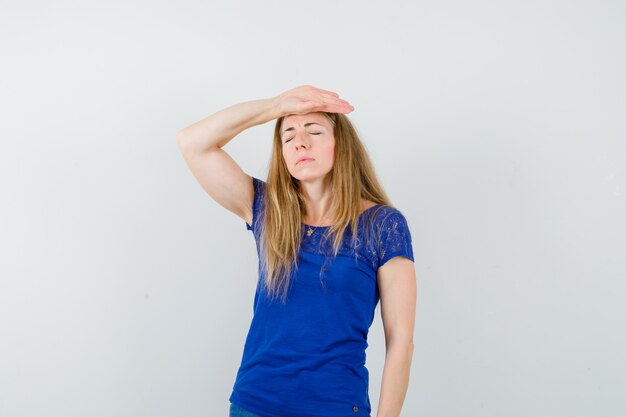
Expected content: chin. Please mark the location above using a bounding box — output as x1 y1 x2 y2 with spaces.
292 171 330 182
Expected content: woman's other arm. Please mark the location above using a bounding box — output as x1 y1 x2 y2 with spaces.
375 256 417 417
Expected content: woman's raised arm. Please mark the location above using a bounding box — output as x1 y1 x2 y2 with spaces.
175 86 353 225
176 85 353 152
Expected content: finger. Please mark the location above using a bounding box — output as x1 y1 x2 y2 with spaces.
324 95 341 102
326 98 353 108
327 102 354 113
316 88 340 97
320 96 350 105
298 101 324 114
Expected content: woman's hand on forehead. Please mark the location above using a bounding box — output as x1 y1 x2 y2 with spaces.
274 85 354 117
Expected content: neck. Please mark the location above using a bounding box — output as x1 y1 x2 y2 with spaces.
299 178 334 226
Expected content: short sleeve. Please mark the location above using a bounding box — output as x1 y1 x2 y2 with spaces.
245 176 266 232
377 210 415 268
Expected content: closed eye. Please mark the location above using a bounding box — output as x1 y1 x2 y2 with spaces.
285 132 321 143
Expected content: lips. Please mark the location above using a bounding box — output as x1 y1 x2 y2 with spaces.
297 157 314 164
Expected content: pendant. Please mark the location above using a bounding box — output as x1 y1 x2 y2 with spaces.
306 227 314 236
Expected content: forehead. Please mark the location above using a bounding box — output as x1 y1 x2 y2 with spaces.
282 112 329 129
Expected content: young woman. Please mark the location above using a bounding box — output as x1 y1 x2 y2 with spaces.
176 85 417 417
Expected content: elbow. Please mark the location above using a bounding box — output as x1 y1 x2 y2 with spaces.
175 130 222 153
176 131 192 152
387 338 414 354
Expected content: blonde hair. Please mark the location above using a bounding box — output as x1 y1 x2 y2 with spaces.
259 112 394 303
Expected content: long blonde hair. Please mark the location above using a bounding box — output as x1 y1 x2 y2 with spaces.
259 112 394 303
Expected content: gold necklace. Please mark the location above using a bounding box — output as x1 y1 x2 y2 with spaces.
304 212 331 237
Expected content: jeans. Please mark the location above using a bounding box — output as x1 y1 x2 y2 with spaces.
229 402 263 417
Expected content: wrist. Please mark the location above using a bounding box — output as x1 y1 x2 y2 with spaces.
267 95 284 120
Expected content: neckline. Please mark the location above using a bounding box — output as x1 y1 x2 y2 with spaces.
302 204 382 229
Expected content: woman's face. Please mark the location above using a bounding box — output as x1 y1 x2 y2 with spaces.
280 112 335 182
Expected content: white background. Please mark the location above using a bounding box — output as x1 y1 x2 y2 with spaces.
1 1 625 416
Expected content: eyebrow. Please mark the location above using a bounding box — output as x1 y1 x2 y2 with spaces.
281 122 324 136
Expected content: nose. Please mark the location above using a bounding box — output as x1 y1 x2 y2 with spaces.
292 132 310 150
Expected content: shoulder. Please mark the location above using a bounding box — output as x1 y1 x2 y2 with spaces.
359 204 411 241
366 205 412 247
372 206 414 267
360 198 378 212
367 203 408 223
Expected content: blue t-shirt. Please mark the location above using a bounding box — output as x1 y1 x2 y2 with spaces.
229 177 415 417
